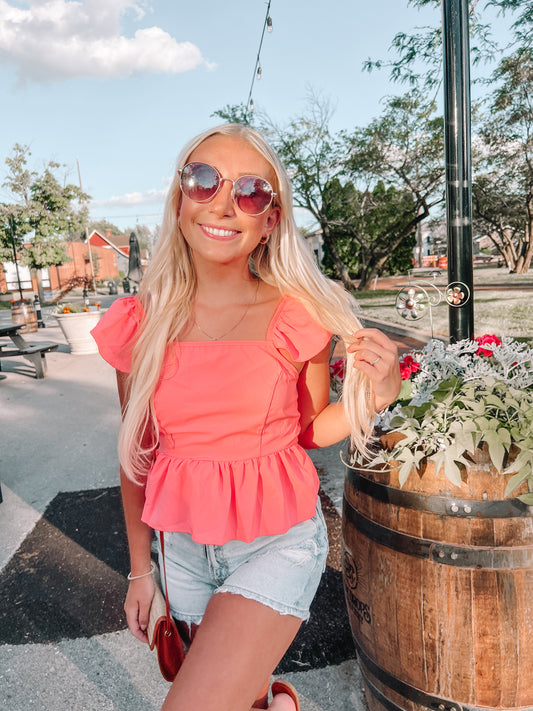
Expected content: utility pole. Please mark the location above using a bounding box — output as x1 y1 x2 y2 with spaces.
76 159 97 293
442 0 474 341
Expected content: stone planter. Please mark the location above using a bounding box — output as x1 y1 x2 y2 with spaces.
342 438 533 711
55 310 103 355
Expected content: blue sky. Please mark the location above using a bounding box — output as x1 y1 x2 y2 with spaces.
0 0 505 234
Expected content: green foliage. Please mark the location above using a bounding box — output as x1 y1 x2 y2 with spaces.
373 0 533 78
239 91 444 290
346 92 444 287
378 377 533 499
0 144 90 272
360 337 533 501
89 219 122 235
320 178 419 280
384 231 417 274
364 0 500 92
474 46 533 271
211 103 253 126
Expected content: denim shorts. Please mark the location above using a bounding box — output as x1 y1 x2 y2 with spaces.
156 500 329 624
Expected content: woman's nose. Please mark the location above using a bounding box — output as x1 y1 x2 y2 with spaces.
208 178 235 216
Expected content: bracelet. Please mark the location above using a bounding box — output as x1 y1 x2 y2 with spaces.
127 560 155 581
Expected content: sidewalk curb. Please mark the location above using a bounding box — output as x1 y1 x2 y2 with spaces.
363 317 447 344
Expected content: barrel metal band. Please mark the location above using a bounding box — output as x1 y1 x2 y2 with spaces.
347 468 531 518
343 497 533 569
355 639 500 711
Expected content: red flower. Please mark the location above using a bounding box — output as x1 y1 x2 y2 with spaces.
475 334 502 357
329 359 345 380
399 354 421 380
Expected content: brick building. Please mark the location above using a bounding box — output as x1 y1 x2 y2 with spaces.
1 229 147 295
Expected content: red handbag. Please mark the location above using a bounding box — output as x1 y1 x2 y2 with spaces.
146 533 185 682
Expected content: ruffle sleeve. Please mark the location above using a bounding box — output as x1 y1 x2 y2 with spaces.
90 296 144 372
269 296 332 362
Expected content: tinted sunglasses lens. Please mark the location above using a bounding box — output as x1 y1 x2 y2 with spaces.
181 162 219 202
234 176 273 215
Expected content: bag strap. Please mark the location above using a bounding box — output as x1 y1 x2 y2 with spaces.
159 531 172 622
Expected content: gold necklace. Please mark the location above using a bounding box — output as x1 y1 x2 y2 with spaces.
193 280 260 341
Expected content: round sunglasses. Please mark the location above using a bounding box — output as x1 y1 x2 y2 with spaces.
179 162 277 216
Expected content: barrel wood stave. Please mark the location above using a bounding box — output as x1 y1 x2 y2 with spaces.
342 443 533 711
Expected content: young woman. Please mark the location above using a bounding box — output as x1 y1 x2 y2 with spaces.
92 123 400 711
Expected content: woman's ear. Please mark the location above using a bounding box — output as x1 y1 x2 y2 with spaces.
265 206 281 235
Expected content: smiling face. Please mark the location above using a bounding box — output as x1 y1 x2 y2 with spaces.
177 134 280 271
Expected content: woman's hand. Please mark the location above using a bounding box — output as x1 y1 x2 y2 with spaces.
347 328 401 412
124 575 155 644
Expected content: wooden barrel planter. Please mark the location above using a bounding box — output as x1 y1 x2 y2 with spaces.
342 437 533 711
11 299 38 333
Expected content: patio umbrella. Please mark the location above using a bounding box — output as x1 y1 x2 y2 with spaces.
127 231 143 285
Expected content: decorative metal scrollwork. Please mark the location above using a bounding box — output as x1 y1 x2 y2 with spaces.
446 282 471 308
395 283 442 321
395 287 426 320
394 273 471 337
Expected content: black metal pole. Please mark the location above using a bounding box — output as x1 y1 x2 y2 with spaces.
442 0 474 341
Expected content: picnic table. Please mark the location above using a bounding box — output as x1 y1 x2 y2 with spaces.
0 324 58 378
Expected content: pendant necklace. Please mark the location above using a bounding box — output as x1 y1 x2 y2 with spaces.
193 280 260 341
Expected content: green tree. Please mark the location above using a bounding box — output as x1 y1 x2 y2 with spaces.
365 0 533 275
385 231 418 274
320 178 361 279
214 93 443 290
263 96 357 289
363 0 527 93
474 46 533 271
213 103 253 126
0 144 33 263
0 145 90 300
321 179 418 281
346 92 445 287
88 219 122 235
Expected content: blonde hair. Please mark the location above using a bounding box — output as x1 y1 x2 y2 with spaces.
119 123 374 481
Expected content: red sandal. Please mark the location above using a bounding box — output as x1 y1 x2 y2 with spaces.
271 679 300 711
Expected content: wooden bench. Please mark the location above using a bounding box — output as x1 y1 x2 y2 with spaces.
0 342 59 378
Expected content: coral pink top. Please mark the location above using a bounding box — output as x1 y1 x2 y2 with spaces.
91 295 331 544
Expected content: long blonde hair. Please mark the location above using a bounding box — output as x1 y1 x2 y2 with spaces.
119 123 374 481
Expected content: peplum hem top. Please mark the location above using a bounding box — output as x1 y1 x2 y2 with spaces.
91 294 332 544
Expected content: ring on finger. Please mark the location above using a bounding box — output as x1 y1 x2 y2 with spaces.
370 356 381 365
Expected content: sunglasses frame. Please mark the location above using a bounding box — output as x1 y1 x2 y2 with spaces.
179 162 277 216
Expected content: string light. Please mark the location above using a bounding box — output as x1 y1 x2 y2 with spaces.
245 0 272 120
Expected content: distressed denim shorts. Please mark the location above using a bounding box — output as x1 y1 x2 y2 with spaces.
156 500 329 624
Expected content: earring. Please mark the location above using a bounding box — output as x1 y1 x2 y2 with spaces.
259 235 269 244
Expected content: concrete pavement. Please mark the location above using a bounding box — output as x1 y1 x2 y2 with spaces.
0 296 426 711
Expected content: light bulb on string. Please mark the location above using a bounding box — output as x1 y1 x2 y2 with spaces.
245 1 272 117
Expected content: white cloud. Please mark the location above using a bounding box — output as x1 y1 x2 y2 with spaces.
0 0 211 82
92 186 168 209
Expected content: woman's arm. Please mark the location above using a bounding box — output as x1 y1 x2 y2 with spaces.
117 370 155 644
298 328 401 449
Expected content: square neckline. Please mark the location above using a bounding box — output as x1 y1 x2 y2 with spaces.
176 294 289 345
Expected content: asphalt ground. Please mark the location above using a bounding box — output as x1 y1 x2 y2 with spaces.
0 295 427 711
